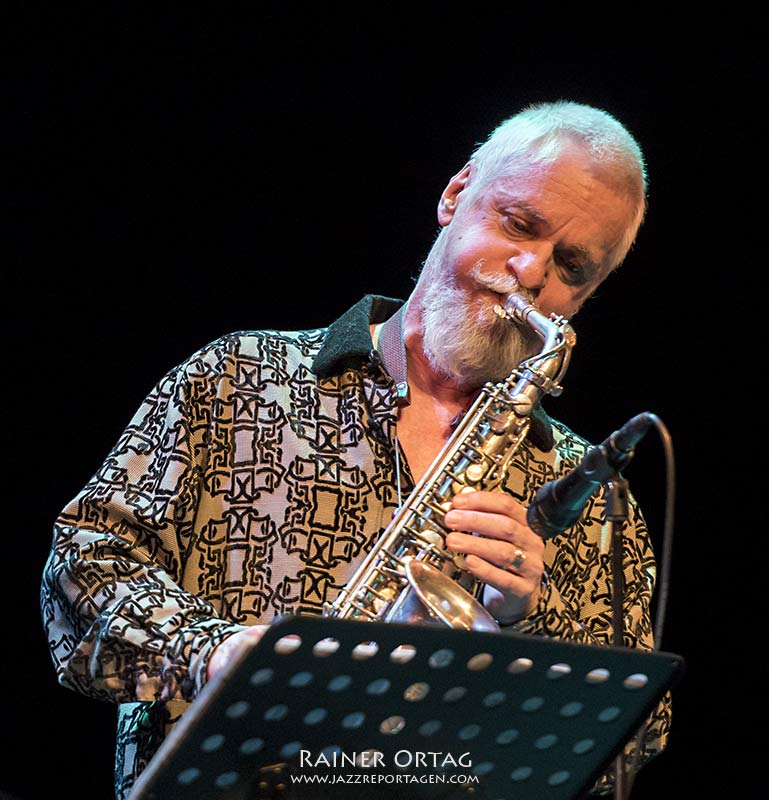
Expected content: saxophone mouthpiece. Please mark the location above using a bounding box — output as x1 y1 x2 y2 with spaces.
493 295 538 328
501 293 537 324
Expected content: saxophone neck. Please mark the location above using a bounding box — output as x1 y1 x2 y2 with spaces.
499 294 577 401
502 294 573 345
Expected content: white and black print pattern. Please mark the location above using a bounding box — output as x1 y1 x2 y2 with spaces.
40 296 671 798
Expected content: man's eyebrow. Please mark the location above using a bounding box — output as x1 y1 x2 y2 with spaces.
556 242 595 267
500 198 550 227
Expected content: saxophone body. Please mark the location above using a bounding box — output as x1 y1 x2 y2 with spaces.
324 294 577 632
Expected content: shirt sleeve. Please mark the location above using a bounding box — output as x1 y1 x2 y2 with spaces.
40 342 247 706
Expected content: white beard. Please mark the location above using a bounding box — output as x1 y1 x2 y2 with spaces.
417 256 542 389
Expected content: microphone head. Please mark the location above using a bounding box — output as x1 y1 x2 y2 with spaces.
612 412 656 454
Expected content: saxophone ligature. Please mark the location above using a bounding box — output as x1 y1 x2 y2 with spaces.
324 294 577 632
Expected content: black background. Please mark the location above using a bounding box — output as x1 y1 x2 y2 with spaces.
5 4 767 798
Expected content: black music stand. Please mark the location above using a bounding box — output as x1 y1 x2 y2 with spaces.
128 616 683 800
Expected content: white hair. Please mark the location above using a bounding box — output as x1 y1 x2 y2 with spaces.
469 100 647 266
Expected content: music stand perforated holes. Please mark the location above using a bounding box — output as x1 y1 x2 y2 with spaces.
520 696 545 712
623 672 649 689
457 724 481 741
249 667 273 686
534 733 558 750
597 706 622 723
273 634 302 654
482 690 507 707
287 671 313 688
176 767 201 786
311 637 339 657
200 734 225 753
341 712 365 729
365 677 390 695
467 652 493 671
279 741 302 759
403 681 430 702
546 662 572 679
585 667 610 684
326 674 352 692
442 686 467 702
302 708 327 725
351 641 379 660
225 700 249 719
547 770 571 786
559 701 584 717
379 715 406 735
572 738 595 755
418 719 442 736
389 643 417 663
507 657 533 673
238 737 264 755
262 704 288 721
214 771 239 789
428 647 454 668
496 728 520 745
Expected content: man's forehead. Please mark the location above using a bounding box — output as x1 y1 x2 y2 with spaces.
487 157 594 199
487 169 635 261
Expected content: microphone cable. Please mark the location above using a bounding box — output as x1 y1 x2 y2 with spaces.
622 413 676 800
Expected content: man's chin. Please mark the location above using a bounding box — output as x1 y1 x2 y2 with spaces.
484 305 522 344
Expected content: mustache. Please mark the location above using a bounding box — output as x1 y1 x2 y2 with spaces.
468 263 538 304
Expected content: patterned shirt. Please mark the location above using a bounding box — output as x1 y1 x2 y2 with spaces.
40 295 670 798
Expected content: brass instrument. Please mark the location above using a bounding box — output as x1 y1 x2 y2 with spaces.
324 294 576 632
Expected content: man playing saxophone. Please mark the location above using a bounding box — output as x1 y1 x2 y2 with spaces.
41 100 670 798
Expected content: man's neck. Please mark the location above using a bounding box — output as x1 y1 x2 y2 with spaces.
388 296 481 481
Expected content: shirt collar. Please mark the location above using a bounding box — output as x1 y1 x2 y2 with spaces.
311 294 403 377
311 294 553 451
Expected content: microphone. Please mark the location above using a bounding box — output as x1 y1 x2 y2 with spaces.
526 412 656 539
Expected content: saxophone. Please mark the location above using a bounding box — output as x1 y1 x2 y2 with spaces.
324 294 576 632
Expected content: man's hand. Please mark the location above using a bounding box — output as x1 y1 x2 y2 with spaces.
207 625 269 681
443 490 544 625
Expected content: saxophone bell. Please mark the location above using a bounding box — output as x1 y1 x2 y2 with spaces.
404 560 501 632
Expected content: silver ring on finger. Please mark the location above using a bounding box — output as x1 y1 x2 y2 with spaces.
506 548 526 572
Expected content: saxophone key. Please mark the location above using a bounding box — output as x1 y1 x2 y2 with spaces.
464 462 487 483
451 552 468 571
450 480 477 495
415 529 443 549
423 499 451 519
347 599 379 619
510 393 534 416
364 583 398 603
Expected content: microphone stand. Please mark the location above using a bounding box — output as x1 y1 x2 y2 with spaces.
605 476 630 800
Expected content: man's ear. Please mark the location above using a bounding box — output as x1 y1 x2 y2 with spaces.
437 161 473 226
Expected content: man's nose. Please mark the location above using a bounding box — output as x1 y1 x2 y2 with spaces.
507 244 552 290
